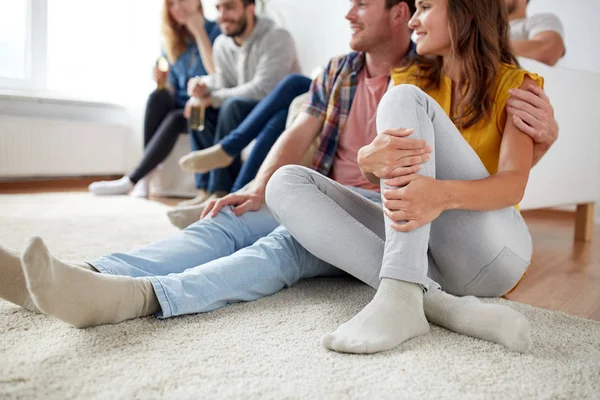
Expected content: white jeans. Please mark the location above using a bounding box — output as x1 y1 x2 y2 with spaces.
266 85 532 297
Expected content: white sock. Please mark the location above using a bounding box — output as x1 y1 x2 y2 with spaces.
88 176 133 196
322 278 430 354
22 237 159 328
130 178 149 198
178 144 233 173
424 289 532 352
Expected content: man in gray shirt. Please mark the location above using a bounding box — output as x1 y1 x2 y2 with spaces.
505 0 566 66
181 0 300 206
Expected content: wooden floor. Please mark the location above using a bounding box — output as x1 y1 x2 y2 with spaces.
1 178 598 321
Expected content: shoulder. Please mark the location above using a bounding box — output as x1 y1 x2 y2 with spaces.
205 20 221 36
212 34 231 52
492 64 544 114
391 64 420 86
527 13 563 26
261 25 294 46
496 64 544 91
325 52 362 73
525 13 564 36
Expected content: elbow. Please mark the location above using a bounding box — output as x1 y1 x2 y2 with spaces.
510 188 526 206
538 44 566 66
509 182 528 205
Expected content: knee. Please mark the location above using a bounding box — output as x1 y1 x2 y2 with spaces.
376 84 428 133
279 74 310 91
163 109 184 127
147 89 173 108
265 165 312 218
219 97 249 116
378 84 426 115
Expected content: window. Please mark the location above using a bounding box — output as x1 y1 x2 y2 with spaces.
0 1 28 80
0 0 162 104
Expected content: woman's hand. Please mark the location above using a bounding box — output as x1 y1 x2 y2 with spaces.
153 66 168 87
358 128 432 180
201 191 265 219
382 176 449 232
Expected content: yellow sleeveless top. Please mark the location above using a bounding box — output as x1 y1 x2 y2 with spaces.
390 63 544 175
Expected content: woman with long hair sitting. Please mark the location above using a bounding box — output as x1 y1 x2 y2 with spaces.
266 0 543 354
89 0 220 197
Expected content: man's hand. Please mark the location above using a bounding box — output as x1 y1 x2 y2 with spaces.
183 96 210 119
201 190 264 219
506 84 558 164
357 128 432 180
187 77 207 98
382 176 447 232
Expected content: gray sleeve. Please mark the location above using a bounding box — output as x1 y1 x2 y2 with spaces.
209 29 298 108
526 13 565 39
201 36 237 91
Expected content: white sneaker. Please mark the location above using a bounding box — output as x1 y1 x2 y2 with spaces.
88 176 133 196
130 178 149 198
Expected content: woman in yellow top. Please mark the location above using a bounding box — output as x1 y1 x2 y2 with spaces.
265 0 542 354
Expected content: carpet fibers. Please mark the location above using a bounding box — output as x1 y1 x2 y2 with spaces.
1 193 599 399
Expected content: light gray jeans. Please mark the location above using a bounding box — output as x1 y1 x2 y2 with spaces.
266 85 532 297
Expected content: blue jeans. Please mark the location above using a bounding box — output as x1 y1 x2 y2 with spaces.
89 188 381 318
221 74 312 192
189 98 258 193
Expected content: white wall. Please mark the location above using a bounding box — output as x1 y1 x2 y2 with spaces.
203 0 353 74
527 0 600 74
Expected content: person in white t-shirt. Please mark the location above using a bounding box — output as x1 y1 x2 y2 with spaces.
505 0 566 66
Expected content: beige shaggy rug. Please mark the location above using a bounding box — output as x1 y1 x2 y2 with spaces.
1 193 599 400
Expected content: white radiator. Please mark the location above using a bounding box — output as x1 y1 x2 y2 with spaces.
0 115 132 178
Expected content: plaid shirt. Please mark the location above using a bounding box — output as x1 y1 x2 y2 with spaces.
302 51 366 176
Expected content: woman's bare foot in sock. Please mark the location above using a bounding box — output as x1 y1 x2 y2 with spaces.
179 144 233 173
424 289 532 352
21 237 159 328
322 279 430 354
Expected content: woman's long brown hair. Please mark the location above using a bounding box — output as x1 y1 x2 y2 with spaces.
162 0 204 63
402 0 519 129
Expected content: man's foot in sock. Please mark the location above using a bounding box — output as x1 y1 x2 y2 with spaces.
322 278 430 354
167 204 205 229
0 245 96 312
424 289 532 352
177 189 211 207
0 245 39 312
21 237 159 328
178 144 234 173
89 176 134 196
169 191 228 228
130 178 149 198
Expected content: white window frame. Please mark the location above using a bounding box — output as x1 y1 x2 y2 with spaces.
0 0 47 92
